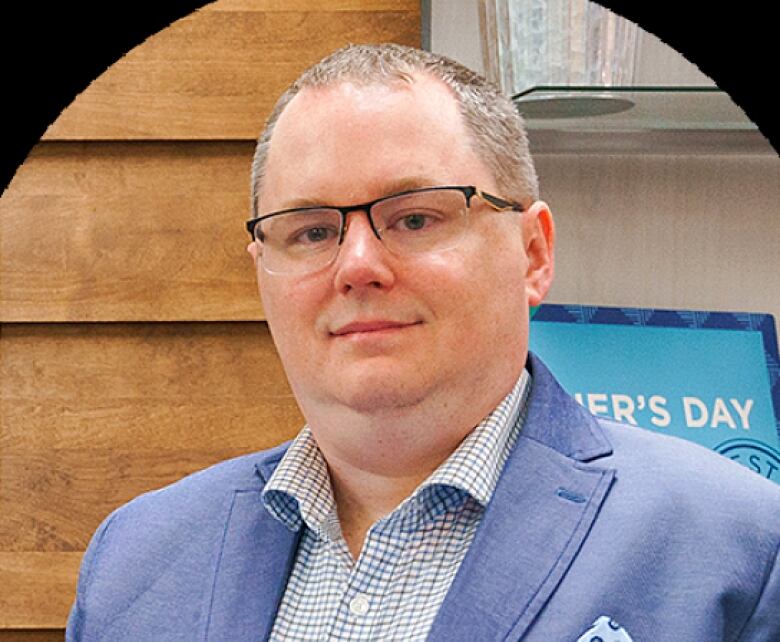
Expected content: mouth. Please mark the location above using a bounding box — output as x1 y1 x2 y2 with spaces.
330 320 422 336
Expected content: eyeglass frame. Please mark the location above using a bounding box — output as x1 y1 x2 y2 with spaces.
245 185 524 266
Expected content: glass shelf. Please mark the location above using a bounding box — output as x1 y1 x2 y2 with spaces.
513 86 774 154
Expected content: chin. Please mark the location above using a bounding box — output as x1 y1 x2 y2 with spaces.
330 378 434 415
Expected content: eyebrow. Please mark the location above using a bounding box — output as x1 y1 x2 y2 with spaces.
279 176 441 210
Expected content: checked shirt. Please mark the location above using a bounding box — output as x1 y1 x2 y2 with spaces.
262 369 530 641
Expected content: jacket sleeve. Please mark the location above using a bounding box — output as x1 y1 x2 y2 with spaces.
737 539 780 641
65 511 118 642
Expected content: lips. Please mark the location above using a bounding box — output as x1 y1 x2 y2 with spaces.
330 320 421 336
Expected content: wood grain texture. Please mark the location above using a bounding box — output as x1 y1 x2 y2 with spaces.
0 631 63 642
200 0 419 11
1 141 262 322
43 3 420 140
0 553 80 628
1 322 303 553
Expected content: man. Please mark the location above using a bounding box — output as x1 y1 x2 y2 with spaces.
67 44 779 641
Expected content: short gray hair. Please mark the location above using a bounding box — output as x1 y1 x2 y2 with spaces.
250 43 538 218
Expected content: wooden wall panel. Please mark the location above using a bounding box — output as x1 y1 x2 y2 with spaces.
1 322 303 553
0 631 62 642
1 142 260 322
0 553 80 628
43 2 420 140
2 0 422 632
200 1 419 10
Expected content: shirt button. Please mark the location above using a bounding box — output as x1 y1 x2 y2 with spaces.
349 593 370 616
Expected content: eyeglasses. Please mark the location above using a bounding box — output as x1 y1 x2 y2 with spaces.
245 185 523 275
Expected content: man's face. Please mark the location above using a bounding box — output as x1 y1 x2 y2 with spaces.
252 74 553 430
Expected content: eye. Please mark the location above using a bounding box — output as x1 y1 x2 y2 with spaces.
399 213 429 230
291 225 338 246
388 210 441 233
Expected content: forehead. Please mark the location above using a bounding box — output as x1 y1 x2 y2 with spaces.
259 74 495 210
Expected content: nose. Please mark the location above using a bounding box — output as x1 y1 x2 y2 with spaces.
332 211 396 293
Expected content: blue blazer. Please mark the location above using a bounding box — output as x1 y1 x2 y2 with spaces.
67 355 780 641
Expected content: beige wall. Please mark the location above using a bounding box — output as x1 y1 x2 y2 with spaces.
536 153 780 322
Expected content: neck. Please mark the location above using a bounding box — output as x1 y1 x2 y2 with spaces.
308 386 506 559
326 453 436 559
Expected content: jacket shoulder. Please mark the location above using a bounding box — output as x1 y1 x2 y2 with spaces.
596 417 780 563
599 416 780 507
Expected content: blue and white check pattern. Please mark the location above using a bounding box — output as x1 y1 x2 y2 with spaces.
262 369 531 641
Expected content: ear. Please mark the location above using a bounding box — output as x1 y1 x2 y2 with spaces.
523 200 555 307
247 241 260 264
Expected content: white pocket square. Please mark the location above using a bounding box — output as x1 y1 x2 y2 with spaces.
576 615 633 642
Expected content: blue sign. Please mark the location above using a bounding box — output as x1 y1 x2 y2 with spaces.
530 305 780 483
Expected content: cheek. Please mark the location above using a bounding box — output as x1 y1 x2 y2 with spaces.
467 256 528 339
260 279 321 350
261 268 327 315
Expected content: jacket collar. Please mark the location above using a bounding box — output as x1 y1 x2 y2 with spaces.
519 352 613 461
254 440 292 485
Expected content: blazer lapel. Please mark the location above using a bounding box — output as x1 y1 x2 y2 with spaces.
204 452 301 641
428 354 616 642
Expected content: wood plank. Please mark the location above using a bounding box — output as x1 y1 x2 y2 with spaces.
0 631 63 642
43 7 420 140
199 0 419 11
0 141 263 322
0 553 80 628
1 322 304 552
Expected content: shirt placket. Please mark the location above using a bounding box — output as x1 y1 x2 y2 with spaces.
327 511 412 640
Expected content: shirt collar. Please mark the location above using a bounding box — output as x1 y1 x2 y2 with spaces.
262 369 531 535
262 424 335 535
421 368 530 507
